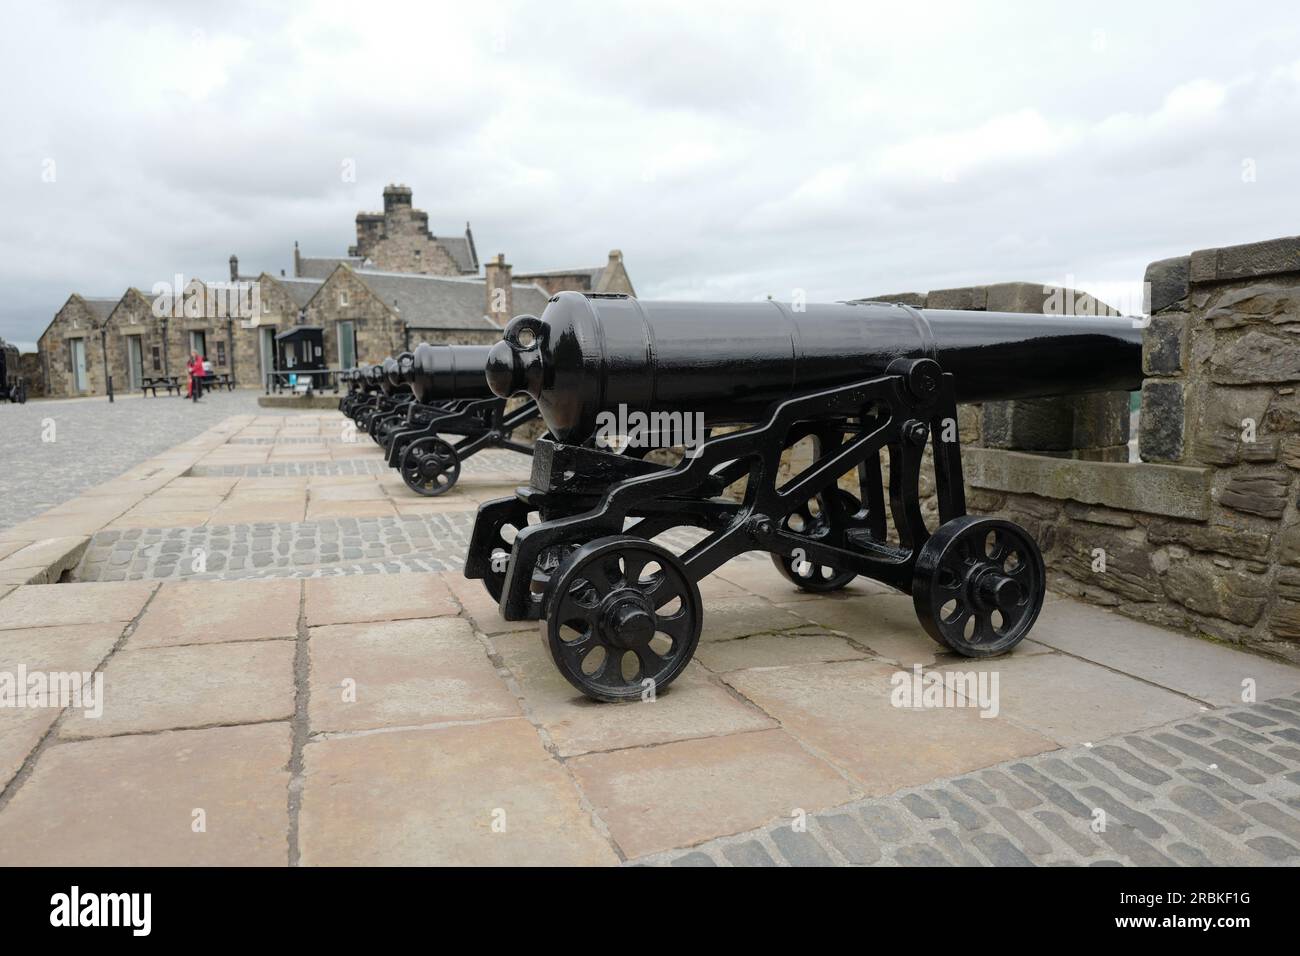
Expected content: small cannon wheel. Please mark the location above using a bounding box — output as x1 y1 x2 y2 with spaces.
913 516 1045 657
545 536 701 703
770 488 860 592
400 437 461 497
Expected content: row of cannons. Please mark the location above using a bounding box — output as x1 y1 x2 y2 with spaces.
341 292 1143 702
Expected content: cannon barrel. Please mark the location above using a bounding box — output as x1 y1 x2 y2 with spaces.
486 292 1144 442
402 343 496 404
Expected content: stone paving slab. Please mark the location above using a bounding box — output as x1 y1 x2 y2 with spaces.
308 618 520 731
299 720 618 866
128 578 300 647
0 723 292 866
724 660 1058 795
567 728 861 859
0 580 157 629
59 641 297 739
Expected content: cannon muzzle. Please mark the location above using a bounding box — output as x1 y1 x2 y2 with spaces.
486 292 1143 442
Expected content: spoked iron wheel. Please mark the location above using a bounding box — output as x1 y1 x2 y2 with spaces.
545 536 702 702
770 488 862 592
912 515 1045 657
400 437 461 496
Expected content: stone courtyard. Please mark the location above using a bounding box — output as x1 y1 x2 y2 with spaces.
1 408 1299 866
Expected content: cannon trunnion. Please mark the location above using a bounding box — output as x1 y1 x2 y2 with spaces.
465 293 1141 703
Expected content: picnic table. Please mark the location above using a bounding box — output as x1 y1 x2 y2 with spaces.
140 376 182 397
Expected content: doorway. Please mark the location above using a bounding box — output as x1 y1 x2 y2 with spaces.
260 327 276 385
338 321 357 370
189 330 207 360
69 338 88 392
127 336 144 389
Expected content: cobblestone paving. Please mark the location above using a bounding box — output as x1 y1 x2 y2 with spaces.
0 391 276 532
73 513 721 581
645 693 1300 867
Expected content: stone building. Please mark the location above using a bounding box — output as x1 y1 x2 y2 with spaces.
302 263 551 368
37 294 120 397
515 249 637 297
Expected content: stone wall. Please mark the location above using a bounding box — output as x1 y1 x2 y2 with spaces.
306 268 405 369
955 237 1300 663
18 352 43 397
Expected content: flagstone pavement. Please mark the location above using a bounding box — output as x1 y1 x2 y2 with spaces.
1 410 1299 866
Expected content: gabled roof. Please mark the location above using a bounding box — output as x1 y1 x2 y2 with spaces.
298 256 367 280
342 268 551 331
436 234 477 274
81 296 120 322
269 276 325 309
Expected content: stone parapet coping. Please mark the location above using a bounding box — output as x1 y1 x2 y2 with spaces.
964 447 1211 520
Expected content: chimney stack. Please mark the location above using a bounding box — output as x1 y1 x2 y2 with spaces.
229 254 239 283
485 253 513 327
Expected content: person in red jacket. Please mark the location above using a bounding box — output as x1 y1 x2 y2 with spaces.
187 351 204 401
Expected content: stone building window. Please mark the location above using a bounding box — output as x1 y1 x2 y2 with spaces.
338 290 349 307
151 346 161 371
216 341 227 367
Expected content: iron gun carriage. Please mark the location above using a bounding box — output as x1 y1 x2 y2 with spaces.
465 291 1143 702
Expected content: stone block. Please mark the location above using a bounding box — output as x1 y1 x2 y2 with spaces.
1211 235 1300 283
1163 560 1270 625
130 578 300 648
983 398 1074 451
965 448 1211 520
1142 312 1187 375
926 286 987 311
1147 519 1270 559
1201 283 1300 329
1140 380 1185 462
1072 392 1132 449
1210 331 1300 385
1055 524 1162 603
985 282 1049 314
1218 471 1291 519
1144 256 1190 314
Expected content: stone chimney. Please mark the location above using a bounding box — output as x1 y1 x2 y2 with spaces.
293 241 300 277
383 183 413 212
485 253 513 326
229 254 239 282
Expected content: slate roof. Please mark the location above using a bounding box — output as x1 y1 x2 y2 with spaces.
350 269 551 331
80 296 120 322
297 256 367 280
274 277 325 308
436 234 478 274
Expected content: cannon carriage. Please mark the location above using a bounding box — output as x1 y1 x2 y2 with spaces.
0 339 27 404
464 292 1142 702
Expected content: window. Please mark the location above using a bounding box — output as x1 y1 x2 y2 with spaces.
216 341 227 366
151 345 161 371
262 297 270 314
338 290 349 307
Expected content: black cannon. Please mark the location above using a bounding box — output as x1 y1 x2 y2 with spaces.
465 291 1142 702
381 342 541 497
349 357 414 435
0 339 26 404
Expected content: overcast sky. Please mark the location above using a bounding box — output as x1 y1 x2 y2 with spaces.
2 0 1299 349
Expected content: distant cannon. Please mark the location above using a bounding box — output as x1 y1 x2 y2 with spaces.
466 291 1142 702
362 343 540 497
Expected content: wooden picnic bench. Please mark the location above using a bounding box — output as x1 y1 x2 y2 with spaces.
201 372 237 392
140 375 182 397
